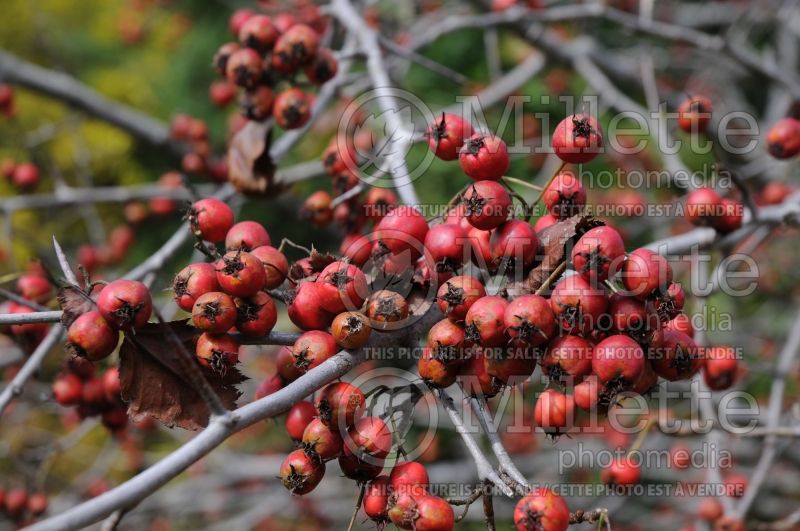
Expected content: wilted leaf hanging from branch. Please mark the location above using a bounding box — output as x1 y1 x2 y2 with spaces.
119 321 245 431
524 215 604 293
57 286 95 328
227 120 285 196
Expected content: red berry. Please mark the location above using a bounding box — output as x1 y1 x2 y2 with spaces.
467 226 494 270
273 88 312 129
234 291 277 337
534 213 558 232
666 313 694 337
390 461 429 495
462 180 512 230
347 416 392 458
102 367 121 402
483 343 537 385
102 405 129 431
411 495 455 531
592 334 645 385
459 133 509 181
712 198 743 233
316 381 365 428
331 311 372 349
301 417 343 459
424 223 470 275
436 275 486 322
240 85 274 121
225 47 263 88
621 248 673 300
173 262 220 312
374 205 429 256
685 187 723 226
300 190 334 226
541 334 593 384
229 8 254 36
212 41 241 76
419 346 459 388
292 330 338 374
339 445 384 481
225 221 271 251
504 294 556 347
570 226 625 283
573 374 602 411
81 377 106 406
543 171 586 219
67 311 119 361
215 251 266 297
53 373 83 406
250 245 289 289
549 274 608 334
27 492 48 516
285 400 317 441
649 329 702 381
195 333 239 374
254 373 283 399
608 293 651 340
703 345 738 390
96 279 152 330
273 24 320 72
188 198 234 242
513 487 570 531
238 14 278 52
698 498 723 522
12 162 40 190
287 282 335 330
363 187 397 222
551 113 603 164
305 48 338 85
534 388 575 436
279 449 325 495
677 95 713 133
365 290 410 328
458 349 503 398
4 489 28 518
489 219 539 270
428 113 474 161
192 291 237 334
209 80 236 107
464 295 508 347
316 261 369 314
766 117 800 159
602 456 641 485
364 475 392 521
647 282 685 323
16 274 52 304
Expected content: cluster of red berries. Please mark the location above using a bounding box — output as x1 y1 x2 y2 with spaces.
0 270 53 352
685 187 744 233
211 2 334 128
169 114 228 182
0 83 14 118
276 385 455 530
0 487 48 526
178 198 284 372
0 159 40 191
52 360 128 432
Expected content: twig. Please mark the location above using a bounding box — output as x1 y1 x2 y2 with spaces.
345 484 366 531
0 288 51 312
0 325 63 418
52 236 81 287
0 310 63 325
469 397 530 490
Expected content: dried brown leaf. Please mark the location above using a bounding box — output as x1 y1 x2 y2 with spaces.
524 215 604 293
227 121 285 196
119 321 245 430
308 248 337 273
57 286 95 328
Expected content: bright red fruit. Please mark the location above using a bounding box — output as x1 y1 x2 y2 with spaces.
459 133 509 181
712 198 743 233
67 311 119 361
273 87 312 129
649 329 702 381
549 274 608 334
592 334 645 385
570 226 625 282
272 24 320 72
316 381 365 427
534 388 575 436
464 295 509 347
249 245 289 289
292 330 337 374
305 47 338 84
301 418 343 459
551 114 603 164
53 373 83 406
504 294 556 347
12 163 40 190
348 416 393 458
339 445 384 482
543 171 586 219
364 475 392 521
462 180 512 230
215 251 266 297
621 248 672 300
288 282 334 330
226 48 263 88
766 117 800 159
195 333 239 374
96 279 152 330
436 276 486 322
489 219 539 270
602 456 641 485
225 221 271 251
390 461 429 496
4 489 28 518
374 205 429 256
17 274 52 304
513 487 570 531
102 367 121 402
192 291 237 334
234 291 277 336
279 449 325 495
316 261 369 313
188 198 234 242
541 334 593 383
424 223 470 274
173 262 220 312
285 400 317 441
428 112 474 161
677 95 712 133
238 14 278 52
703 345 738 390
685 187 722 226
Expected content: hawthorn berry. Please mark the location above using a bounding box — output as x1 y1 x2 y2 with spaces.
685 187 722 227
504 294 556 347
374 205 429 256
173 262 220 312
195 333 240 374
53 373 83 406
459 133 509 181
305 48 338 85
551 113 603 164
279 449 325 495
712 198 743 233
67 311 119 361
666 312 694 337
273 87 312 129
347 416 393 459
621 248 673 300
285 400 317 441
424 223 470 274
365 290 410 328
458 348 503 398
239 85 274 121
96 279 152 330
513 487 570 531
215 250 267 297
436 275 486 322
428 112 474 161
4 489 28 519
317 261 369 314
543 171 586 219
229 8 254 36
608 293 651 340
570 226 626 283
291 330 337 374
192 291 237 334
390 461 429 496
17 274 52 304
483 343 537 385
703 345 738 390
541 334 593 384
301 417 344 459
677 95 713 133
12 162 40 190
27 492 48 516
408 495 455 531
316 381 365 428
766 117 800 159
489 219 539 270
649 329 702 381
647 282 685 323
419 346 459 388
287 282 334 330
272 24 320 72
188 198 234 243
462 180 512 230
602 456 641 486
225 47 263 88
238 14 278 53
331 311 372 349
249 245 289 289
209 80 236 107
534 388 575 436
534 213 558 233
363 187 398 222
364 475 392 521
339 445 384 481
573 374 602 411
102 367 121 402
300 190 333 226
255 374 283 399
234 291 278 337
592 334 645 386
464 295 508 348
212 41 241 76
549 274 608 334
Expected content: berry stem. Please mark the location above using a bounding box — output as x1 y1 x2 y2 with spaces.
345 483 366 531
501 175 543 192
